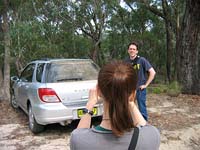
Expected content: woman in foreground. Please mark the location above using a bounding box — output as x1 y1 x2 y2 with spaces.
70 61 160 150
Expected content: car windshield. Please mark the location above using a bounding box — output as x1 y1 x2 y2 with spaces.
45 60 99 83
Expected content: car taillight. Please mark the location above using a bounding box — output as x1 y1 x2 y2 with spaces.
38 88 61 103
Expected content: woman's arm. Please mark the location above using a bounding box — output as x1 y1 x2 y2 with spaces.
77 87 98 128
129 101 147 126
77 113 92 128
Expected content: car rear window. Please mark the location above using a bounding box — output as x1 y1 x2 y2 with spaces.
45 60 99 83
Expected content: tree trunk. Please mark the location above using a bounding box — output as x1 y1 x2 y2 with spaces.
162 0 175 83
175 19 181 81
90 39 101 64
174 0 182 81
15 57 23 76
0 67 4 100
2 0 11 101
165 21 174 83
177 0 200 95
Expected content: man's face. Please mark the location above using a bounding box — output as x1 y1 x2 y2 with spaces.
128 44 138 58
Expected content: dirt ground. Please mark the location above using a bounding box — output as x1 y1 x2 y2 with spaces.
0 93 200 150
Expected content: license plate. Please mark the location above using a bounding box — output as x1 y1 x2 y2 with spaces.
77 107 98 118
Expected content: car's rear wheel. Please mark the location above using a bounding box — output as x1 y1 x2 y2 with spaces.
28 104 44 133
10 90 18 109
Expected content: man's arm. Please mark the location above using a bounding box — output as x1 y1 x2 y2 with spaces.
140 67 156 90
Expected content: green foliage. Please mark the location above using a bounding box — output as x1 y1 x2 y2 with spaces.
2 0 166 79
151 87 162 94
1 0 198 95
148 81 182 96
167 81 182 97
148 84 168 94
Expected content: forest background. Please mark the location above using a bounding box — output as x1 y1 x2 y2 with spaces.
0 0 199 102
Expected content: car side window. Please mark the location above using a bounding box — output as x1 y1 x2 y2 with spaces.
36 63 45 83
20 64 35 82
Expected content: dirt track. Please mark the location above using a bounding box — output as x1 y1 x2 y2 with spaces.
0 93 200 150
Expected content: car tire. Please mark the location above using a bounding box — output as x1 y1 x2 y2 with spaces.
28 104 44 133
10 90 18 109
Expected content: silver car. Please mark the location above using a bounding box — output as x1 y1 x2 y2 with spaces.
10 59 103 133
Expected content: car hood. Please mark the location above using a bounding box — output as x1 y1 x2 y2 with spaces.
45 80 97 106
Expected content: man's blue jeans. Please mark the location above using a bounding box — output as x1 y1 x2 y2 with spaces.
136 88 148 121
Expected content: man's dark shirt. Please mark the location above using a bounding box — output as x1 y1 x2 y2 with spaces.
124 56 152 89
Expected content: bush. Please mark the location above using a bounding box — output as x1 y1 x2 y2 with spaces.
167 81 182 97
148 84 168 94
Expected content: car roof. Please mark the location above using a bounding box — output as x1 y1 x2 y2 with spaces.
30 58 93 64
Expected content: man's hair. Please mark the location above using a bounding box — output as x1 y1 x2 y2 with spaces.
98 60 137 136
128 41 139 50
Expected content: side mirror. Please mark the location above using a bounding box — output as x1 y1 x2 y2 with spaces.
11 76 19 82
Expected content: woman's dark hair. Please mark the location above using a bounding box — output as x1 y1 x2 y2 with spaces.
98 60 137 136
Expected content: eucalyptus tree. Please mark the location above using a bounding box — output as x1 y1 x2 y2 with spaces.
16 0 95 61
0 0 4 99
9 1 78 68
59 0 119 64
124 0 200 94
105 4 134 59
100 3 129 62
11 0 66 63
124 0 187 83
0 0 29 100
177 0 200 94
105 1 166 77
0 0 11 101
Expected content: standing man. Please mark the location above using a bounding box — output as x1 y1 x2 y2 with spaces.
124 41 156 121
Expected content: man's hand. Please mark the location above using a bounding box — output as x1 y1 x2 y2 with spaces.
139 67 156 90
139 85 147 90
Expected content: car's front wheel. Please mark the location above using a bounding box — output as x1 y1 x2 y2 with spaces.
28 104 44 133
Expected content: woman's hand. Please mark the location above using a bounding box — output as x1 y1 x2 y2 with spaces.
77 86 99 129
86 86 98 111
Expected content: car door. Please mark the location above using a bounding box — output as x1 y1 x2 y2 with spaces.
17 63 36 111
